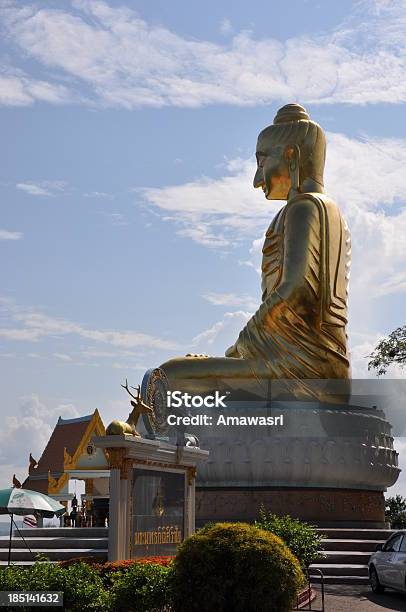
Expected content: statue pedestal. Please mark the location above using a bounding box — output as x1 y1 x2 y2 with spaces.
195 488 387 528
93 435 208 561
191 402 400 527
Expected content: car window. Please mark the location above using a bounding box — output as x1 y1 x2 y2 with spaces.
400 536 406 552
384 534 403 552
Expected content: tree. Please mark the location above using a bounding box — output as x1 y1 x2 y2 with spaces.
368 325 406 376
385 495 406 529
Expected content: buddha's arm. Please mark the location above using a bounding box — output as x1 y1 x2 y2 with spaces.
226 197 321 359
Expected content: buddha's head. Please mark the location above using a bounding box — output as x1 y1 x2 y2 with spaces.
253 103 326 199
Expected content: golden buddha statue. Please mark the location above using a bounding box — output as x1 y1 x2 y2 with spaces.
160 104 351 401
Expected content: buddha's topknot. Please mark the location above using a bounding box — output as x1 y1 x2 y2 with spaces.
273 103 310 124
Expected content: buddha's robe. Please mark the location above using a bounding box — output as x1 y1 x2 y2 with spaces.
160 192 351 399
232 192 351 380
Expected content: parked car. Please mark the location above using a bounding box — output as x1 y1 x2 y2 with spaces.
368 531 406 593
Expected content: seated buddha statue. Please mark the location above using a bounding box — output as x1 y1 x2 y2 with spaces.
159 103 351 402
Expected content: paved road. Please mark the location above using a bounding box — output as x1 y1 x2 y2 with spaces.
313 585 406 611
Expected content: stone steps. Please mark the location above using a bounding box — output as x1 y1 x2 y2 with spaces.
0 549 108 562
320 538 383 551
310 573 369 585
309 528 394 585
320 550 371 564
0 560 58 566
317 528 392 540
0 528 109 566
17 528 108 538
0 537 107 549
311 563 368 577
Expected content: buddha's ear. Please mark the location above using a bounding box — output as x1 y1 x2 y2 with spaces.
284 144 300 167
284 144 301 192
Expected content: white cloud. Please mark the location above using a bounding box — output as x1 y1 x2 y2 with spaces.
142 156 275 247
1 0 406 108
0 395 80 473
0 229 22 240
16 182 52 196
193 310 251 351
16 180 67 197
53 352 73 361
220 19 233 36
0 66 72 107
0 299 181 351
239 238 263 272
83 191 113 198
0 462 27 491
101 212 128 226
80 349 137 358
111 361 147 371
203 291 257 311
0 328 43 341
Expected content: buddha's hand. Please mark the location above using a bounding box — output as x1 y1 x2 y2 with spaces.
225 343 240 358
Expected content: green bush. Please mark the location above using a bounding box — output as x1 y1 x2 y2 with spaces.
171 522 304 612
0 561 109 612
255 509 323 568
109 561 172 611
60 562 110 611
0 564 29 595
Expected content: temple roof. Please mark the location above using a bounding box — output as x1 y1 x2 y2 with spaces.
36 413 95 475
23 409 106 494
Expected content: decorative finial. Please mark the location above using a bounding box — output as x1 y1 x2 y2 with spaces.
273 103 309 124
12 474 22 488
63 447 73 467
29 453 37 473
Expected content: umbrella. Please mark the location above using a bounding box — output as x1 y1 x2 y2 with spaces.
0 488 65 518
0 488 65 565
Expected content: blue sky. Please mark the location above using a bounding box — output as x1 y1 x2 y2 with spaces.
1 0 406 494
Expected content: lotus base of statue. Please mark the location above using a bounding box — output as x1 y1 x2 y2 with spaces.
141 368 399 527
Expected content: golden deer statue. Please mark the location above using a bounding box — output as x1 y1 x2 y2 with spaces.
106 379 153 436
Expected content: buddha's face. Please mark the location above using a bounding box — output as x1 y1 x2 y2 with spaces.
253 139 291 200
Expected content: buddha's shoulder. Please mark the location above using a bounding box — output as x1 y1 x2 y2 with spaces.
287 192 342 217
267 194 343 235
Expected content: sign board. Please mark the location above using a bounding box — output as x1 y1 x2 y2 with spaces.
130 467 185 558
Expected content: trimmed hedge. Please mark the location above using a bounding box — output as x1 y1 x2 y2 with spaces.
171 522 305 612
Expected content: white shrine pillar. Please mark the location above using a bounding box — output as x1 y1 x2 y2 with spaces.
108 468 120 561
185 466 197 537
119 459 131 559
107 448 126 562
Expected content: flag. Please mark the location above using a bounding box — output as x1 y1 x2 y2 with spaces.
23 515 37 528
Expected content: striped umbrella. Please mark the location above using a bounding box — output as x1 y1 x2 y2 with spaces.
0 488 65 565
